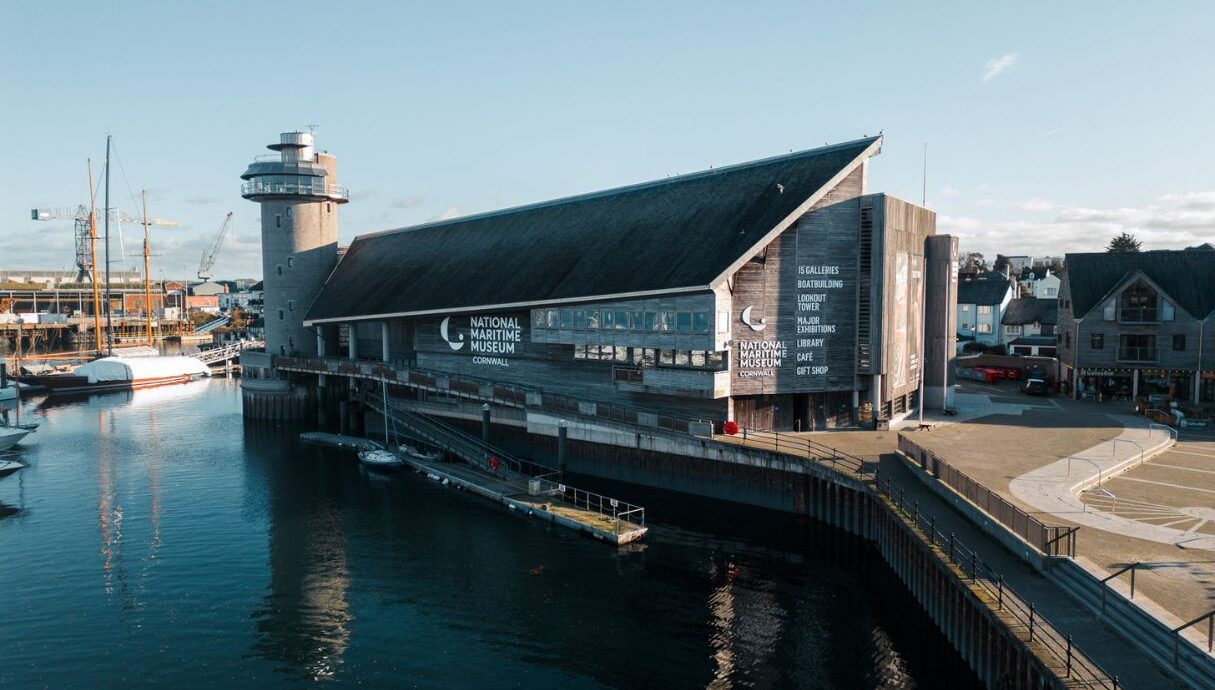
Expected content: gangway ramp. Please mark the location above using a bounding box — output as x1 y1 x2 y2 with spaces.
371 396 648 545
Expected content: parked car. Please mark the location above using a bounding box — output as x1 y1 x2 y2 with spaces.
1022 378 1049 396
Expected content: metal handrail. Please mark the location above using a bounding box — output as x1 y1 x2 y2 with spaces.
1100 562 1140 613
533 476 645 532
732 426 873 478
1174 610 1215 667
240 179 349 200
879 478 1119 689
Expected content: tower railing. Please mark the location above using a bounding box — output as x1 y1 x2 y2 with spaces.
240 179 348 200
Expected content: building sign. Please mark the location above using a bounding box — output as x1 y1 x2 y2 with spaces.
736 339 786 377
437 314 523 366
793 263 845 379
730 208 858 394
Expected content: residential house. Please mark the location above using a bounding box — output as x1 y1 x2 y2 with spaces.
957 277 1015 347
1000 297 1058 357
1017 266 1061 298
1058 250 1215 404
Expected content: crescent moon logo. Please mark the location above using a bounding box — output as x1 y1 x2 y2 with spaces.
740 306 766 332
440 316 465 350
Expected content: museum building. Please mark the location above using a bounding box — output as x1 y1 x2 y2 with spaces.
298 136 957 430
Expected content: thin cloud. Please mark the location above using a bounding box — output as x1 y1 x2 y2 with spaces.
1014 198 1055 212
982 53 1019 82
941 186 960 196
391 195 425 209
941 190 1215 258
428 207 462 222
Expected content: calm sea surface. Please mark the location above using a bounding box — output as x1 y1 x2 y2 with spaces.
0 379 973 689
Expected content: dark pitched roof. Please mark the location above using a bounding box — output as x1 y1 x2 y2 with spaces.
306 137 880 323
957 279 1012 306
1064 250 1215 319
1001 297 1058 326
1010 335 1057 346
250 280 264 291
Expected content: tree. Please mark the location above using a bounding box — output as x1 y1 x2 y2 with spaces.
992 254 1010 274
1107 232 1142 253
959 251 987 273
1048 258 1065 275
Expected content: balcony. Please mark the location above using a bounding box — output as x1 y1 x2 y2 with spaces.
1117 347 1158 363
240 178 349 201
1119 307 1158 323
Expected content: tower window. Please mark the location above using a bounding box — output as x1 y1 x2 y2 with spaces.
285 206 292 216
289 337 295 349
277 265 282 277
288 300 295 312
275 214 281 228
327 203 332 214
287 257 294 268
280 346 286 355
278 310 284 321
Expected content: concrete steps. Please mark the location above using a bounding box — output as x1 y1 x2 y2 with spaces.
1048 558 1215 690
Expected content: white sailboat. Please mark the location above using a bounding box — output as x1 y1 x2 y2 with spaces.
0 427 32 452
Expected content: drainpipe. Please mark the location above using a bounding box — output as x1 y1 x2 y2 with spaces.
1197 316 1207 405
1072 317 1082 400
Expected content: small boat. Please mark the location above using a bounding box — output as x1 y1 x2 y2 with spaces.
0 427 32 452
406 448 443 462
29 356 209 395
358 449 403 471
0 458 24 479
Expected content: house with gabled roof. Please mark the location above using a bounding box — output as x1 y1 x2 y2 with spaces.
956 277 1015 347
1058 250 1215 404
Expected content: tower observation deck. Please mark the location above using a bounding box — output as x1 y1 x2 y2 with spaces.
241 131 348 358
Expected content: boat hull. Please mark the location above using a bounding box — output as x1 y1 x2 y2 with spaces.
30 373 203 395
0 429 31 451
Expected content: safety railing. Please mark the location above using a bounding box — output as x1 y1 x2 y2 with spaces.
533 477 645 533
726 427 874 479
878 477 1120 689
899 434 1078 557
1100 563 1139 613
1174 610 1215 668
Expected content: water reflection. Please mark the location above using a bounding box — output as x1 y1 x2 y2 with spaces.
247 424 352 681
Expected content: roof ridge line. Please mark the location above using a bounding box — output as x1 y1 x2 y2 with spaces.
357 136 882 241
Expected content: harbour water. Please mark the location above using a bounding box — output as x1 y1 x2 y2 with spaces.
0 379 976 689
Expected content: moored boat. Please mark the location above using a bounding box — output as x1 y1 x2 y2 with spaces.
0 458 23 479
358 449 403 471
0 427 32 452
29 356 209 395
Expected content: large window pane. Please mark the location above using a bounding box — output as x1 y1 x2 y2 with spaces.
614 310 629 329
560 309 573 329
574 309 587 329
676 312 692 333
693 312 710 333
587 310 600 329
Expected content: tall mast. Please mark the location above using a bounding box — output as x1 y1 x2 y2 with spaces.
87 159 102 353
142 189 154 348
104 134 113 355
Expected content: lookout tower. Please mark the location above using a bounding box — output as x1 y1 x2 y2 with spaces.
241 131 348 357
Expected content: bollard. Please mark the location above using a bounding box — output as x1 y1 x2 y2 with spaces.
481 403 491 443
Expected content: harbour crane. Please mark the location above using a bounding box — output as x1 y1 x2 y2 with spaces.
197 212 233 281
31 205 178 283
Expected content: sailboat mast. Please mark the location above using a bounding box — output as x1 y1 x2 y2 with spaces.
382 379 390 449
142 190 153 348
104 134 113 356
87 159 102 354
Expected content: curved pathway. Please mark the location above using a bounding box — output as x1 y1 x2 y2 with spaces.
1007 420 1199 548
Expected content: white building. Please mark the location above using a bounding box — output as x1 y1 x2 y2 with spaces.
1017 266 1061 298
957 277 1015 347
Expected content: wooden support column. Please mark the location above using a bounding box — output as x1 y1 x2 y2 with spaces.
348 324 358 361
381 321 390 362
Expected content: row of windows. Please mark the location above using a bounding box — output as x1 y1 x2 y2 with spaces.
534 308 713 334
1090 333 1186 351
573 344 726 369
959 305 994 315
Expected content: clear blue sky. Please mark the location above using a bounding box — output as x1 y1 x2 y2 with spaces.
3 1 1213 279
